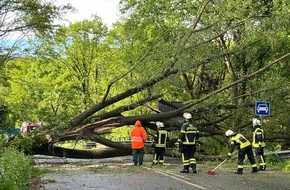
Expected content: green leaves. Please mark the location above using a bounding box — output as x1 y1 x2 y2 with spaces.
0 147 33 190
1 0 290 150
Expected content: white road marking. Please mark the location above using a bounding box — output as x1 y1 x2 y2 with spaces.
146 168 207 189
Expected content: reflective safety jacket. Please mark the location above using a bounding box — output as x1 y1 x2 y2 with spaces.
130 121 147 149
228 133 251 156
178 120 199 145
154 129 169 148
252 127 266 148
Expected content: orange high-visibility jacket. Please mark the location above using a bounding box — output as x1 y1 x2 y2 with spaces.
130 120 147 149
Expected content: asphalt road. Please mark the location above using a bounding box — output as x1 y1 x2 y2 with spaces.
34 154 290 190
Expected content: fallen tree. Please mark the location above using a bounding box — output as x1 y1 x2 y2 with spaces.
29 52 290 158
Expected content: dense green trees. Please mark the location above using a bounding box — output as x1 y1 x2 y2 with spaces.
0 0 73 128
0 0 72 67
1 0 290 155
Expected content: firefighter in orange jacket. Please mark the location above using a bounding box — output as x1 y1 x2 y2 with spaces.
130 120 147 165
252 118 266 171
225 129 258 174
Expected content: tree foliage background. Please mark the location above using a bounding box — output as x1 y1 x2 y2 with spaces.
1 0 290 154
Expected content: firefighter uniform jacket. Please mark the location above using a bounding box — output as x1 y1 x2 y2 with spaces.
252 127 266 148
228 133 251 157
178 121 199 145
154 129 169 148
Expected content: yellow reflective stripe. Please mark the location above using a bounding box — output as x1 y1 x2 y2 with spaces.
252 128 265 147
184 131 198 133
181 153 186 164
238 165 243 169
183 142 196 145
189 158 196 165
251 164 257 167
157 130 168 146
240 141 251 149
232 134 250 148
252 142 266 148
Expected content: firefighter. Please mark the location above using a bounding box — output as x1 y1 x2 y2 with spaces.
178 113 199 173
225 129 258 174
130 120 147 165
152 121 169 165
252 118 266 171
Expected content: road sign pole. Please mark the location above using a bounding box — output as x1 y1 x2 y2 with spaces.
259 115 263 127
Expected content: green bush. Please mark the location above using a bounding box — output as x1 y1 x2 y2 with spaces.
266 154 290 172
283 160 290 172
7 136 34 154
266 154 282 166
0 147 33 190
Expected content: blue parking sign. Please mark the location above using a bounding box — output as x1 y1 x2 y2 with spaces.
255 101 270 116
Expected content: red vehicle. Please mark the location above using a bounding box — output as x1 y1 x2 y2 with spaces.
20 122 43 136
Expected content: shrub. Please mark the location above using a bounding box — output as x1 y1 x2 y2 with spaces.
7 136 34 154
266 154 290 172
283 160 290 172
0 147 33 190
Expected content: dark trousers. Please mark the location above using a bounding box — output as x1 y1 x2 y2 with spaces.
132 148 144 165
153 147 165 164
254 147 266 168
237 146 257 169
181 145 196 169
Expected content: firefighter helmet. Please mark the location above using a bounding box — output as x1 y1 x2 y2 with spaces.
156 121 164 128
225 130 235 137
183 113 192 120
252 118 261 126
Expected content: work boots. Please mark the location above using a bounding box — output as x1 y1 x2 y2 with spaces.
180 166 189 173
235 168 243 175
191 164 197 173
259 165 266 171
252 167 258 173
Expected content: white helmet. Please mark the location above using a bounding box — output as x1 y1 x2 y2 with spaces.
252 118 261 126
156 121 164 128
225 130 235 137
183 113 192 120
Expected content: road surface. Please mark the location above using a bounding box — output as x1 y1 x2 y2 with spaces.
33 154 290 190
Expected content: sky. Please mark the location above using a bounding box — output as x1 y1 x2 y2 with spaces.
4 1 120 43
53 0 121 28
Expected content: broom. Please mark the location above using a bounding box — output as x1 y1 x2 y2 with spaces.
207 158 229 175
207 150 237 175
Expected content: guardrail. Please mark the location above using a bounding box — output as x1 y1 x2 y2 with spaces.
267 150 290 159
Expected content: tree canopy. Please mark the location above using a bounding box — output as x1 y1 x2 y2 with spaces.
1 0 290 156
